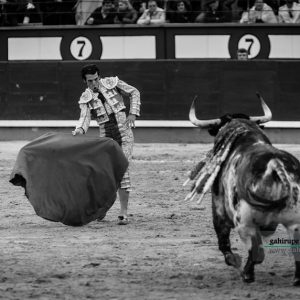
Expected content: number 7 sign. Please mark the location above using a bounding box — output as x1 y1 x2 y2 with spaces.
229 32 270 59
238 34 261 59
70 37 93 60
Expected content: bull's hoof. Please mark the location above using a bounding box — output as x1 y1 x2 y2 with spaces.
241 272 255 283
293 277 300 286
224 252 242 269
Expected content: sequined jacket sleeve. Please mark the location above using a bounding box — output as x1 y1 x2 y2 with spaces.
75 103 91 133
117 80 141 116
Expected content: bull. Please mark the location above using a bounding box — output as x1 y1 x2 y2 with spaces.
186 94 300 285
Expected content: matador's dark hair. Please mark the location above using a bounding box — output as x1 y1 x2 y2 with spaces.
81 64 100 80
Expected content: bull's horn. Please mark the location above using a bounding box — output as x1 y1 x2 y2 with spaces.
249 93 272 124
189 97 221 128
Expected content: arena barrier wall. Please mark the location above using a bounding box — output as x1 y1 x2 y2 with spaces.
0 60 300 121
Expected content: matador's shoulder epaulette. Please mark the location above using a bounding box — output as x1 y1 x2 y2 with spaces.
78 89 93 104
100 76 119 90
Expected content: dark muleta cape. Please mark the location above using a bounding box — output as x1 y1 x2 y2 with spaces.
9 132 128 226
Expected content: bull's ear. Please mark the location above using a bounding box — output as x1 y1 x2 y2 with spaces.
249 93 272 124
189 97 221 128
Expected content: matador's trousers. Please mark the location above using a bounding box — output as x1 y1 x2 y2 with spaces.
98 112 133 192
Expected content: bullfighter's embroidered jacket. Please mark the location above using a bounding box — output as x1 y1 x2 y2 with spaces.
75 76 140 133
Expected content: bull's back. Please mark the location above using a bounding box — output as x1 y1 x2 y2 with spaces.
231 144 300 210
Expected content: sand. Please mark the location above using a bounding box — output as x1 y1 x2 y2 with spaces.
1 141 300 300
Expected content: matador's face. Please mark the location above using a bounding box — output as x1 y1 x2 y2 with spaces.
84 72 100 92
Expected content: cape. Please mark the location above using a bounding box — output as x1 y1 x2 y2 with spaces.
9 132 128 226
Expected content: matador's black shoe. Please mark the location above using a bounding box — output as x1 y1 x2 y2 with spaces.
117 215 128 225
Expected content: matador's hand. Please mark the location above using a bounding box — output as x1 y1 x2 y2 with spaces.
125 114 136 128
72 128 84 136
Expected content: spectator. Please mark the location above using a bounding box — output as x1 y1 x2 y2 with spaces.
137 0 166 24
133 1 167 17
75 0 103 25
0 0 18 26
240 0 278 23
195 0 232 22
18 0 43 24
42 0 76 25
131 0 147 17
85 0 116 25
114 0 138 23
237 48 249 60
169 0 194 22
278 0 300 23
237 0 280 15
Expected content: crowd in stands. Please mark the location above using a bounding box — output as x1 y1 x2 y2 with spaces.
1 0 300 26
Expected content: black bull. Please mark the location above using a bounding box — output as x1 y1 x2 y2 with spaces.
188 97 300 285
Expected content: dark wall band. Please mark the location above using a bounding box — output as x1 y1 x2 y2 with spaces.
0 60 299 121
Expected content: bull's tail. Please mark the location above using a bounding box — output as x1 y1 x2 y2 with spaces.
247 159 291 210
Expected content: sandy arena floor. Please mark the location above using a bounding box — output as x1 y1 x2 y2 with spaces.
1 141 300 300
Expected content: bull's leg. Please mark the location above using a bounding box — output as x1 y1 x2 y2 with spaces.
293 227 300 286
286 225 300 286
241 233 265 283
212 198 241 268
235 200 265 283
294 260 300 286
